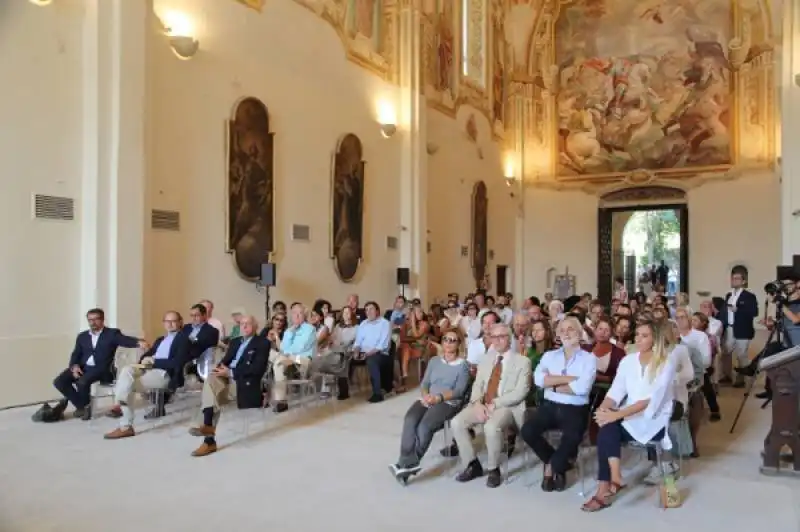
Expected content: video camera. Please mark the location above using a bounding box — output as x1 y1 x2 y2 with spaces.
764 265 800 304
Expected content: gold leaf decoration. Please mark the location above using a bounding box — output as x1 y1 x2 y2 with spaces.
235 0 265 12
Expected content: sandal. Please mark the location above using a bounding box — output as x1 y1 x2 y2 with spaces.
396 376 408 393
581 496 611 512
605 482 626 500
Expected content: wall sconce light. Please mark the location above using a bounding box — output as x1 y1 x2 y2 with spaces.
376 98 397 139
380 124 397 138
503 158 516 187
160 11 199 60
29 0 53 5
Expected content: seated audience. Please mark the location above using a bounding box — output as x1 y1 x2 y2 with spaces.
103 311 187 437
345 293 367 323
525 319 555 406
586 317 626 443
466 311 500 370
44 308 146 422
495 294 513 325
390 329 471 481
385 296 408 329
188 315 269 457
200 299 226 341
613 277 628 303
582 320 677 512
429 303 450 338
459 303 482 341
521 317 597 492
451 323 532 488
173 304 220 390
329 306 359 400
225 308 245 343
269 303 316 413
693 311 721 422
398 306 432 392
346 302 393 402
261 313 287 344
272 300 287 315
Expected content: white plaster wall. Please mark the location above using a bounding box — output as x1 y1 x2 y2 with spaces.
521 175 781 307
147 0 403 335
426 107 517 299
0 3 85 406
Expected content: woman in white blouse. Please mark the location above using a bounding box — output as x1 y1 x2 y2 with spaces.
582 319 678 512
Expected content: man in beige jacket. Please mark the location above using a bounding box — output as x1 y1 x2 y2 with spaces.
451 323 532 488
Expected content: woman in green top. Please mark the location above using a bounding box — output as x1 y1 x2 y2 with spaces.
526 319 555 407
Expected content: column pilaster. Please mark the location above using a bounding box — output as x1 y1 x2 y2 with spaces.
80 0 149 334
398 2 428 300
781 0 800 263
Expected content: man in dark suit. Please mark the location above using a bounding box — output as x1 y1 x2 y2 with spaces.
171 303 220 390
719 266 759 387
104 310 190 439
43 308 146 422
188 315 270 457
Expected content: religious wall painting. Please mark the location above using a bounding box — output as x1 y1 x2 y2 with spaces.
471 181 488 285
422 0 458 110
553 0 745 179
491 12 507 128
226 97 274 280
331 133 365 283
347 0 382 52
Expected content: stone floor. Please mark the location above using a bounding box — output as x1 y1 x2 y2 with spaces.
0 383 797 532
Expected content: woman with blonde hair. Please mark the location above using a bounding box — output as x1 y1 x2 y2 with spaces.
390 327 470 484
582 319 677 512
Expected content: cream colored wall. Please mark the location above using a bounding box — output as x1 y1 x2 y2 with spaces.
522 174 781 306
0 3 85 406
146 0 403 336
426 108 516 299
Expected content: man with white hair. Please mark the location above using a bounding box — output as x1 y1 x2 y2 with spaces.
451 323 532 488
270 302 316 413
189 315 269 457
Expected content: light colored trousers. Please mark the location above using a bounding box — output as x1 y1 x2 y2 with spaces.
269 351 311 401
451 403 515 470
201 374 237 427
720 329 750 379
114 365 170 428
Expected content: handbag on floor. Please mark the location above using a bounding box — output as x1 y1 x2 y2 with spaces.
659 474 682 508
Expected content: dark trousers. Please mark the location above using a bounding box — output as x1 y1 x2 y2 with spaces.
341 352 394 397
53 366 106 409
520 399 589 475
597 421 665 482
701 370 720 413
399 400 460 467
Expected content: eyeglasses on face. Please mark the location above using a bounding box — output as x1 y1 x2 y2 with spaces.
490 334 509 339
442 336 459 343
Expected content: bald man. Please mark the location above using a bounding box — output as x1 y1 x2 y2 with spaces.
189 315 270 457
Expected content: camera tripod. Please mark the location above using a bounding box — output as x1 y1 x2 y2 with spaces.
729 301 789 434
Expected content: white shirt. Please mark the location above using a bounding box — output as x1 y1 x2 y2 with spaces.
669 344 695 407
497 307 513 325
607 352 677 447
86 328 104 367
324 315 335 333
727 289 742 324
680 328 712 369
460 317 481 341
467 337 495 365
534 347 597 406
708 316 723 339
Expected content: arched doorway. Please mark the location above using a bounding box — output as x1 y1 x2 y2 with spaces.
597 186 688 303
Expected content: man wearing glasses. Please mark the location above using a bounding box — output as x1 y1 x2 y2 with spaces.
520 316 597 492
451 323 532 488
719 266 758 388
104 310 189 439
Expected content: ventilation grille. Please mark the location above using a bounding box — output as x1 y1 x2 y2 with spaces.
151 209 180 231
386 236 398 250
292 224 310 242
33 194 74 221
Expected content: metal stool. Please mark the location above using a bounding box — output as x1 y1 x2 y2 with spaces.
286 378 317 409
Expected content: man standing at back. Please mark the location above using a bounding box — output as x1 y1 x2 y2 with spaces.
719 266 758 388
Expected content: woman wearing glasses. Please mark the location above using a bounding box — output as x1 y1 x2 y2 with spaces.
390 328 471 484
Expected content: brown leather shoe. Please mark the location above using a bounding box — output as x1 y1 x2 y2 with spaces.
188 425 216 437
106 406 123 418
191 442 217 457
104 426 135 440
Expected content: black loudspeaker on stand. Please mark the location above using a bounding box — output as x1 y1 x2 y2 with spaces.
396 267 410 298
259 262 276 322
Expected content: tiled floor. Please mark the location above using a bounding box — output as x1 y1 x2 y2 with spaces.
0 382 797 532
